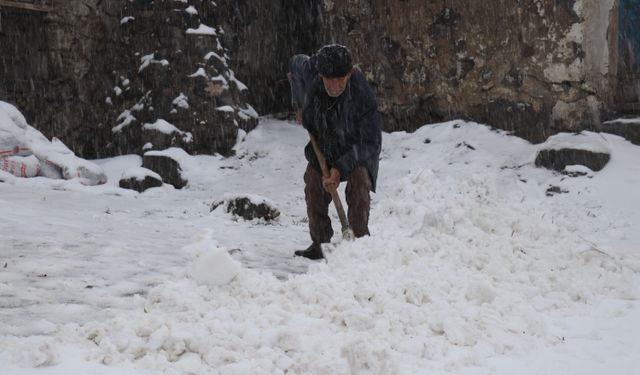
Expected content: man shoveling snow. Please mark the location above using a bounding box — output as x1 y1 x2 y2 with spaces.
288 44 382 259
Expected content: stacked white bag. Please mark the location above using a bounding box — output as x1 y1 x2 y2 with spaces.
0 102 39 178
0 101 107 185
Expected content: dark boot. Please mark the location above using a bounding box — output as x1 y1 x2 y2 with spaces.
294 242 324 260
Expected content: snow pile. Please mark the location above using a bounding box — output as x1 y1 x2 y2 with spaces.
0 101 107 185
185 232 241 287
40 172 635 374
0 120 638 374
0 337 59 368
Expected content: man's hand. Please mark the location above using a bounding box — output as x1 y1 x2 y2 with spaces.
322 168 341 192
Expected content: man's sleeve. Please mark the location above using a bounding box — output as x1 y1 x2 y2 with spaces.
289 54 312 112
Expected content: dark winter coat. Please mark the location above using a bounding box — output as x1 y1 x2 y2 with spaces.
289 54 382 191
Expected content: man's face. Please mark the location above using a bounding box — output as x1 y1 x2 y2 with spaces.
321 70 352 98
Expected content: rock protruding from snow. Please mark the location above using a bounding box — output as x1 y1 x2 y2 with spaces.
535 149 610 172
142 152 188 189
602 117 640 146
211 194 280 221
119 167 163 192
535 132 611 173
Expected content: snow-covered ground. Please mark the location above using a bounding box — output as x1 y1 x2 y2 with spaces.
1 118 639 374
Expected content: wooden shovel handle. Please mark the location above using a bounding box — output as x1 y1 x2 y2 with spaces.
308 133 351 234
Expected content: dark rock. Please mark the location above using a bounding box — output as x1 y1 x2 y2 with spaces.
211 196 280 221
485 99 551 143
535 148 610 172
189 110 238 156
142 154 188 189
119 171 163 193
602 119 640 145
546 185 569 196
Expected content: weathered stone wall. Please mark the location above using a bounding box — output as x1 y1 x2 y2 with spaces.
0 7 48 96
1 0 637 157
1 1 123 157
218 0 635 143
0 0 257 158
107 0 258 156
315 0 620 142
45 0 123 157
214 0 322 115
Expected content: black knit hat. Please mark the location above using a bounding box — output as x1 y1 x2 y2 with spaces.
316 44 353 78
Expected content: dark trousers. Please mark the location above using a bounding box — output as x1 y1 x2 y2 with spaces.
304 164 371 244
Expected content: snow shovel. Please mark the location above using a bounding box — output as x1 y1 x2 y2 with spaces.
308 132 355 241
